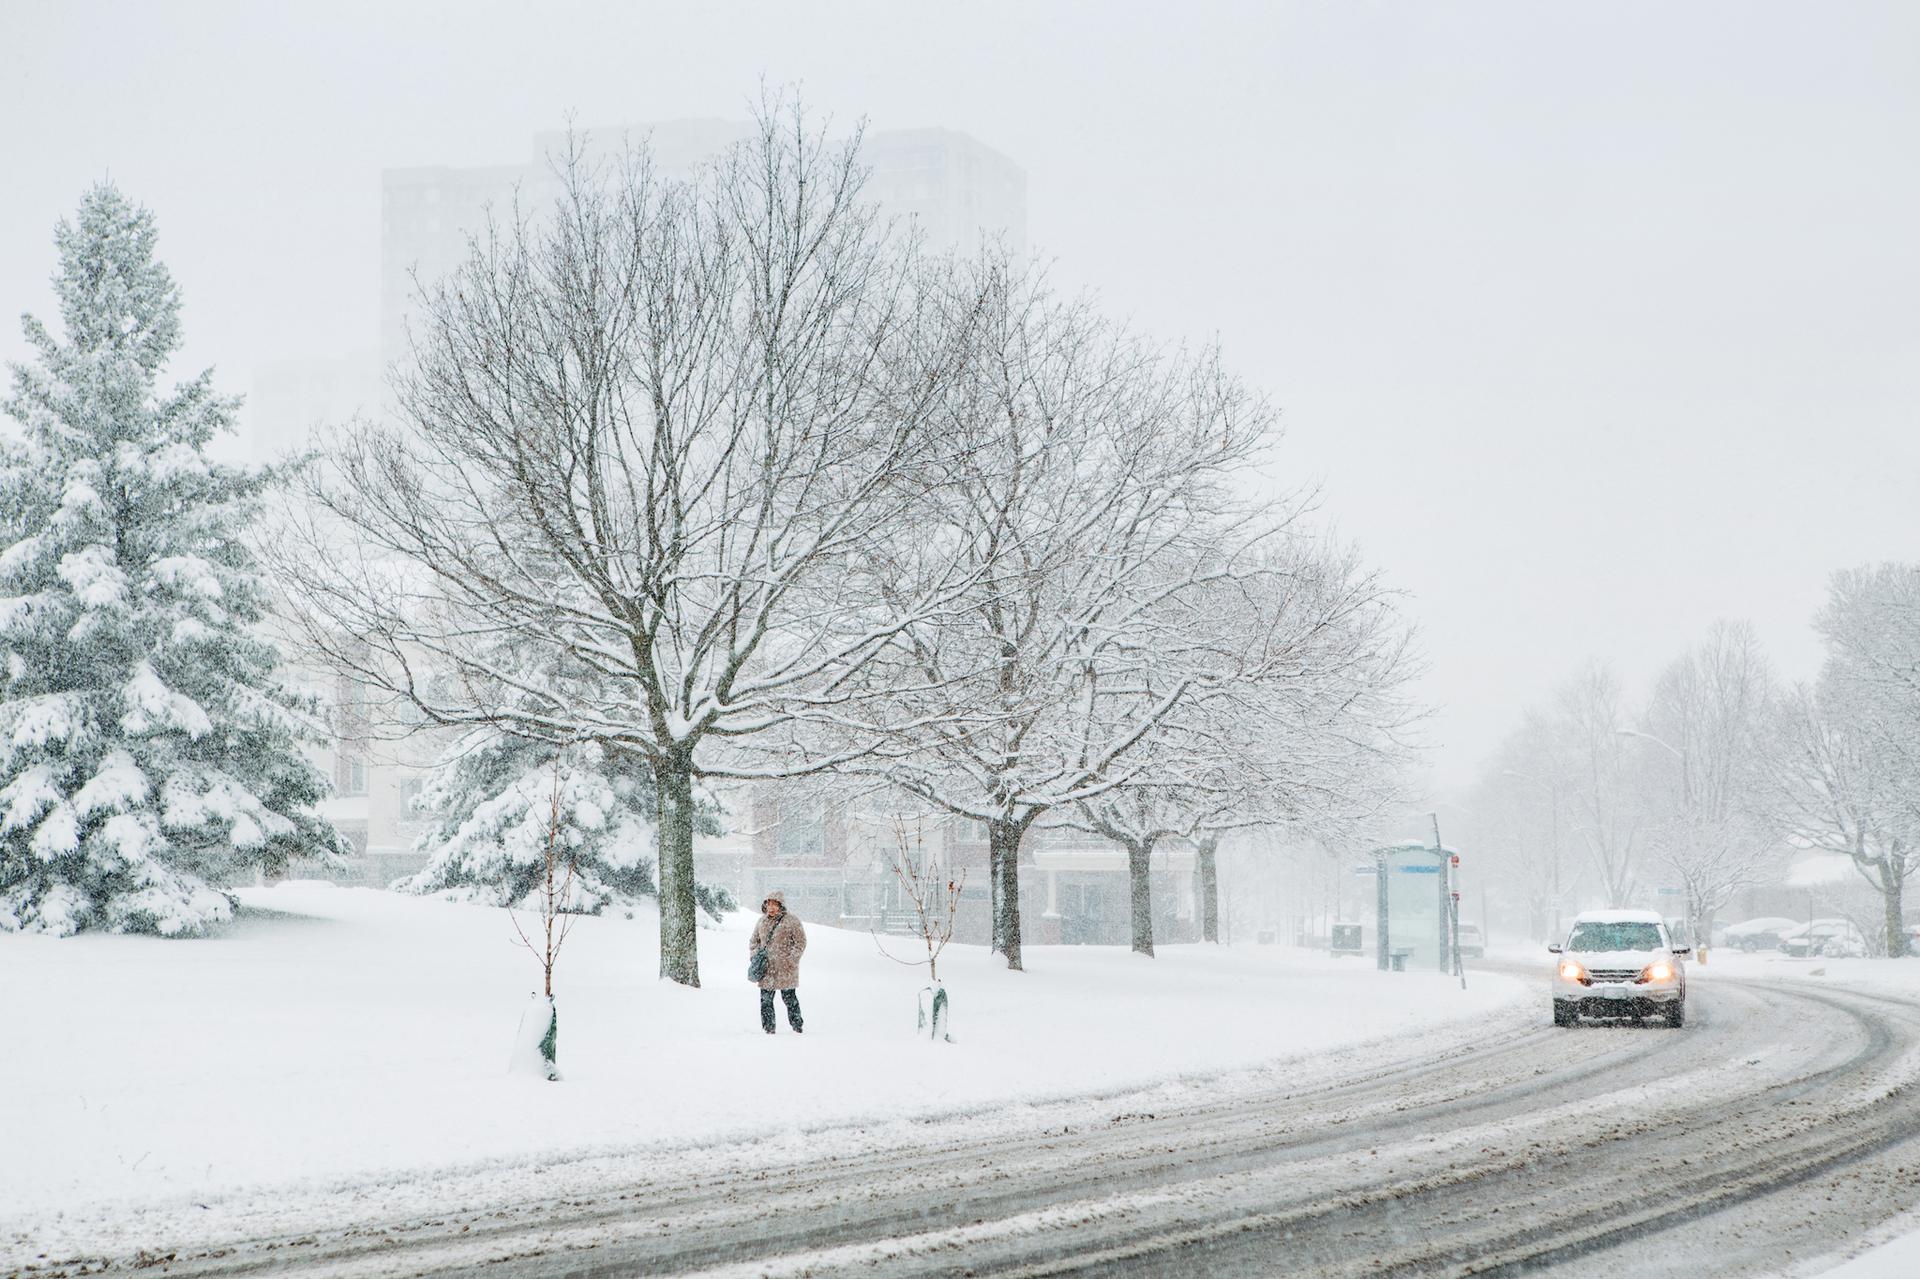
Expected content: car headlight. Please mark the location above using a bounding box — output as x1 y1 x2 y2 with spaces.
1558 960 1588 983
1639 961 1675 983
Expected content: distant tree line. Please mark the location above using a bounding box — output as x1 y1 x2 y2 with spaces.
1464 570 1920 958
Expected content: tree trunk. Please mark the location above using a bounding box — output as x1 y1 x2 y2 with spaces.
1197 835 1220 944
987 817 1025 971
1128 839 1155 957
655 750 700 987
1884 868 1908 958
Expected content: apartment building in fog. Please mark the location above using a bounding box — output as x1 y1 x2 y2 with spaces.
379 119 1027 361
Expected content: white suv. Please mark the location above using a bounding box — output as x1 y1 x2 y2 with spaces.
1549 909 1690 1028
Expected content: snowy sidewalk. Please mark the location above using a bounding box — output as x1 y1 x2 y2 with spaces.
1 882 1523 1254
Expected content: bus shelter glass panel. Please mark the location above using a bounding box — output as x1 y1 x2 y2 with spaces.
1383 845 1445 971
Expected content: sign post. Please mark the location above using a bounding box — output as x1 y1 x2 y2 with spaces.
1434 814 1466 990
1373 856 1389 971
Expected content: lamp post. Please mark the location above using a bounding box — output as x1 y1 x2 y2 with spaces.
1615 727 1698 953
1616 727 1686 766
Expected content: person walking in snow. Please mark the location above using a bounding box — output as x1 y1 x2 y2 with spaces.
750 891 807 1034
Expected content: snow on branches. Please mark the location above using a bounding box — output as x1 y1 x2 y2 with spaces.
400 730 735 921
272 99 984 987
0 185 344 937
271 93 1421 980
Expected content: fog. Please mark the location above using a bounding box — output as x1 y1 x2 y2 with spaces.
3 0 1915 792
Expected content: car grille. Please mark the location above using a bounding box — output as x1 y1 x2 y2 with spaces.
1585 968 1640 984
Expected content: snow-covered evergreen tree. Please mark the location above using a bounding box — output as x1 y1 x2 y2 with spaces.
400 731 735 920
0 184 343 936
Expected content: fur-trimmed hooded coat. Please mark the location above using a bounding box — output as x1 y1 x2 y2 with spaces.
750 893 807 990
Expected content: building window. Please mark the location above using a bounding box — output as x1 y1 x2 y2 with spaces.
339 754 368 798
774 799 825 863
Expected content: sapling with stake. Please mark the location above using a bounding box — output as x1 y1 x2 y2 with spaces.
506 755 579 1080
872 820 965 1042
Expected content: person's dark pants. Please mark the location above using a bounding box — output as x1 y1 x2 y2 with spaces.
760 988 803 1033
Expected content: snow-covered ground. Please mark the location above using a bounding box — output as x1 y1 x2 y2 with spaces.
1 882 1523 1250
1494 937 1920 1279
1824 1217 1920 1279
1694 947 1920 994
1702 949 1920 1279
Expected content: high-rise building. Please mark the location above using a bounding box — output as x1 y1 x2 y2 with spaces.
379 119 1027 362
860 127 1027 261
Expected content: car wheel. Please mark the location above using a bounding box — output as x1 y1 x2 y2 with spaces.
1666 1001 1686 1029
1553 1004 1576 1028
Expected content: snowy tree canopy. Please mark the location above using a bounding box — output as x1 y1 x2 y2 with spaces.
399 730 734 921
272 100 990 987
0 184 344 937
1768 565 1920 956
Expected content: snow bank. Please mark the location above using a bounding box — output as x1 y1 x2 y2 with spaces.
1820 1210 1920 1277
1693 949 1920 995
0 881 1522 1246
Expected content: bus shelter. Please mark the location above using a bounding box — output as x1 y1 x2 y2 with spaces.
1370 840 1455 973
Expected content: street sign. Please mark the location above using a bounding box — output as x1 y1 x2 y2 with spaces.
1354 865 1379 876
1656 886 1684 897
1398 864 1441 874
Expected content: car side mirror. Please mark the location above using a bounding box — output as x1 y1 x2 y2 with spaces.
1547 944 1562 954
1673 947 1692 956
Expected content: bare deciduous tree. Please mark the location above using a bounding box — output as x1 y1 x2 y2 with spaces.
271 101 983 987
1466 712 1575 941
507 756 582 1002
1636 620 1784 945
867 257 1284 971
1062 538 1421 956
503 755 577 1081
1773 567 1920 956
1556 663 1646 908
865 818 965 1042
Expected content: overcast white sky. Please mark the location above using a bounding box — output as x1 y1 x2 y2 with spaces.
3 1 1916 793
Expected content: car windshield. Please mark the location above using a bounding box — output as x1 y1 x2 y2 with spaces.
1565 921 1664 952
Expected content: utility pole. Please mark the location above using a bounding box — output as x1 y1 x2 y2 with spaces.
1432 815 1448 974
1540 771 1564 944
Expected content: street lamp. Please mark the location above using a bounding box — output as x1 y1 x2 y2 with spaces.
1615 728 1699 955
1615 727 1685 761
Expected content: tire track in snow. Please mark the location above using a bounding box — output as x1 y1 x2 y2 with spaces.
24 973 1920 1278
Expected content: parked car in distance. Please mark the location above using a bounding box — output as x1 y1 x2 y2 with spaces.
1549 909 1689 1028
1455 922 1485 959
1780 919 1867 959
1723 916 1802 952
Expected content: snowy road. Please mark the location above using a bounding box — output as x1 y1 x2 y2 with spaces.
31 970 1920 1278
